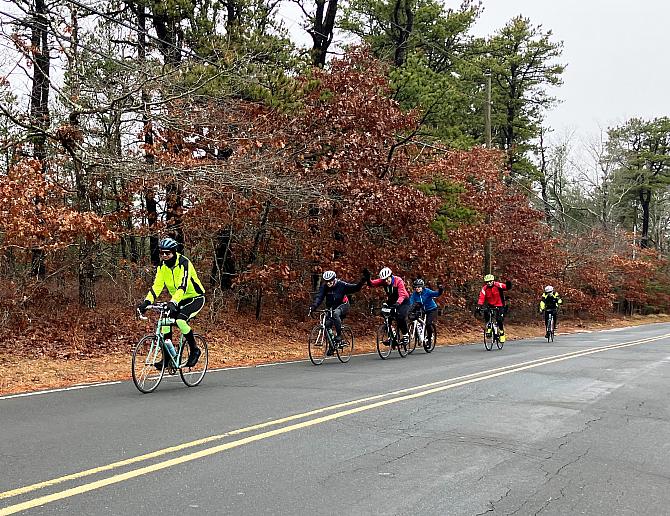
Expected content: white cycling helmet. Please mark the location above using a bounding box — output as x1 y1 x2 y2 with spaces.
322 270 336 282
544 285 554 293
379 267 392 280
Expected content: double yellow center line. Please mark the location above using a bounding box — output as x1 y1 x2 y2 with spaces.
1 334 667 515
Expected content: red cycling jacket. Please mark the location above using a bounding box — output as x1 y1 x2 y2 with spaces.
477 281 508 307
369 276 409 305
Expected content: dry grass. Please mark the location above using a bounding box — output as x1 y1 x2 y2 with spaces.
2 313 669 396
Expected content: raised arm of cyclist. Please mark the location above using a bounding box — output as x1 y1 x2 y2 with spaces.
368 267 411 345
137 238 206 368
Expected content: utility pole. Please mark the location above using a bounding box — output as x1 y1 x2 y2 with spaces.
484 71 492 148
483 71 493 275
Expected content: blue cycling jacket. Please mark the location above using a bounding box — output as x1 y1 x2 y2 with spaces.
409 287 443 312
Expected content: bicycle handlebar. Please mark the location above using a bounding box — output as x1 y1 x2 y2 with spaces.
137 303 170 321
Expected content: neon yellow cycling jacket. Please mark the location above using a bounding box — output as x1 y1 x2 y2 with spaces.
144 253 205 304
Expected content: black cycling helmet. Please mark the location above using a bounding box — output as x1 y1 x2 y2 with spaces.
413 278 425 288
159 237 179 251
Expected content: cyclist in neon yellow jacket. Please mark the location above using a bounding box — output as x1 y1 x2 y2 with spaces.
539 285 562 338
137 238 206 368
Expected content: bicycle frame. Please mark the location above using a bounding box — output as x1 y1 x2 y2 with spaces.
141 303 184 369
410 311 426 344
484 308 500 338
545 309 557 341
308 308 353 365
134 302 208 393
318 309 337 348
482 306 504 351
375 303 410 359
380 305 398 344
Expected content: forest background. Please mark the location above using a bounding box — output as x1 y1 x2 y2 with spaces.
1 0 670 388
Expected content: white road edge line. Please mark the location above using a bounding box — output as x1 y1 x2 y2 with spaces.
0 382 123 401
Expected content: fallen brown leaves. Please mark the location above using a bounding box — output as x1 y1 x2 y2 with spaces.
2 308 668 396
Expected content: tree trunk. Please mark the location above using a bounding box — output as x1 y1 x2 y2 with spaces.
67 5 97 308
392 0 413 67
211 228 236 289
79 241 97 308
29 0 51 278
310 0 338 67
137 3 159 264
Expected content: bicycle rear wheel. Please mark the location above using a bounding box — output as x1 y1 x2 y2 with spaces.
132 335 165 394
484 326 493 351
309 325 327 365
547 315 555 342
424 324 436 353
376 323 392 359
180 334 208 387
336 326 354 363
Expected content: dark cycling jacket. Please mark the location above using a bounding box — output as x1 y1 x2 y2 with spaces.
540 292 563 311
311 278 365 309
477 281 508 307
409 286 443 312
369 276 409 305
144 253 205 305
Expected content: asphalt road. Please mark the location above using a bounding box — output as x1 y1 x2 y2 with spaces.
1 323 670 515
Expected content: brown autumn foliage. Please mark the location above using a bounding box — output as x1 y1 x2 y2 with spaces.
1 48 669 356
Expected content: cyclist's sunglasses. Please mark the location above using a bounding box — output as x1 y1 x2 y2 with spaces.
159 250 174 256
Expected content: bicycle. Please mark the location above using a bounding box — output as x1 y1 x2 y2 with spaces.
376 303 409 359
408 308 437 354
132 302 208 393
481 306 503 351
308 309 354 365
544 309 557 342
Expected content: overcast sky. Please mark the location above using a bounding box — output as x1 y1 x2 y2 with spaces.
472 0 670 140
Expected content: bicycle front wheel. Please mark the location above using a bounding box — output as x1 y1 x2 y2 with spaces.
132 335 165 394
407 324 418 355
484 326 493 351
496 330 504 350
309 325 327 365
336 326 354 363
376 323 392 359
424 324 436 353
180 334 208 387
397 330 409 358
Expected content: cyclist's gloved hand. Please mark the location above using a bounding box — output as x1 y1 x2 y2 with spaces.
167 301 179 318
362 268 371 280
137 299 150 314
